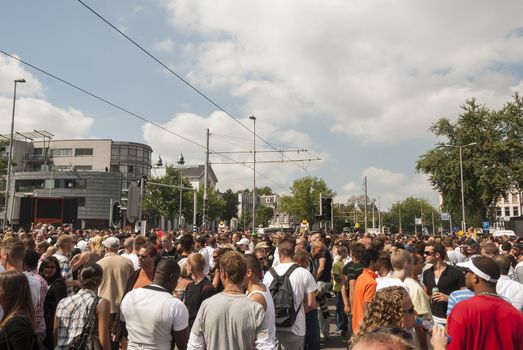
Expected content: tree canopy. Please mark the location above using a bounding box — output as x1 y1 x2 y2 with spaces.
280 176 335 224
383 197 441 234
416 94 523 225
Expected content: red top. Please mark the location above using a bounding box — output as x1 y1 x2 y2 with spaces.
447 294 523 350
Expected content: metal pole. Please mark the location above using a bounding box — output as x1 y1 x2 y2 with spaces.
250 116 256 232
432 211 435 236
193 190 197 226
399 207 402 234
203 129 209 230
414 217 417 236
372 200 375 229
459 146 466 232
179 178 183 227
319 192 323 231
4 79 25 228
364 176 368 233
378 197 381 234
138 176 144 223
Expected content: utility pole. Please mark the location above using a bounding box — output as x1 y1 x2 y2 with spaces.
249 115 256 232
364 176 368 234
432 211 435 236
203 129 209 231
378 197 382 234
319 192 323 230
399 207 402 234
177 153 185 228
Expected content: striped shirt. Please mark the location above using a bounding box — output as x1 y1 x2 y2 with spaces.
446 288 474 316
26 270 48 335
54 253 73 296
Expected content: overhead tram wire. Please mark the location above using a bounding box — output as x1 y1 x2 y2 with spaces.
75 0 312 174
0 50 288 191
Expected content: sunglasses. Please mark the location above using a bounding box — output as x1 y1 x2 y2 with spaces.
424 251 435 256
258 257 267 261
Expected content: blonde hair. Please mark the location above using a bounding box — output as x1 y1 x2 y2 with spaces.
390 249 413 271
353 286 409 342
89 235 104 252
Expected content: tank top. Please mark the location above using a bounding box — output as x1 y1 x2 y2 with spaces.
247 288 276 341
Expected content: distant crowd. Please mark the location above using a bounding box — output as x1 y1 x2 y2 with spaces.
0 222 522 350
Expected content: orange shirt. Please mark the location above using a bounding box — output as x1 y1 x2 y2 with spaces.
352 268 377 332
132 268 154 289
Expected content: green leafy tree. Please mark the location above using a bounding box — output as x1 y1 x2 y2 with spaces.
256 206 274 227
256 186 274 196
197 186 226 223
382 197 441 235
143 165 194 221
416 95 523 225
221 189 238 221
280 176 335 225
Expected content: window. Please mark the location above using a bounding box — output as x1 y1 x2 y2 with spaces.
15 179 45 192
110 164 120 172
53 165 72 172
33 148 43 156
74 166 92 171
496 209 502 217
51 148 72 157
54 179 86 189
505 207 511 217
78 197 86 207
128 147 137 158
111 146 120 157
514 207 519 217
120 147 128 157
75 148 93 156
76 179 87 189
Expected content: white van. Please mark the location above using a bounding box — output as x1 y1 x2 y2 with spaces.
493 230 516 237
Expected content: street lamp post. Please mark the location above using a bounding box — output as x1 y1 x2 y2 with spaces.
443 142 477 232
249 115 256 232
3 79 25 228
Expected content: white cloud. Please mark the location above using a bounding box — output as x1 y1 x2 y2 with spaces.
161 0 523 143
142 111 315 193
336 166 437 209
152 38 175 54
0 56 94 138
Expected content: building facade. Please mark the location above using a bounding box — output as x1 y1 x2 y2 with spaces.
2 138 152 228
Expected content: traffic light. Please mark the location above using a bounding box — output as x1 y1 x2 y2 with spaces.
138 175 148 187
321 197 332 220
196 212 203 227
111 201 121 226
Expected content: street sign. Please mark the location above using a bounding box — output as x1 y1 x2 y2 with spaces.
482 221 490 232
415 218 422 225
441 212 450 221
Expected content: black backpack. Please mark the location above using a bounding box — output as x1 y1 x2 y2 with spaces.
268 264 301 327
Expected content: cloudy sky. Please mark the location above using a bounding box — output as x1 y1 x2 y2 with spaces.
1 0 523 209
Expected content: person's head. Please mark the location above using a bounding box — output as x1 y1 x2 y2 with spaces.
390 249 413 275
56 235 74 254
153 258 181 292
102 236 120 253
361 248 379 269
480 243 498 258
376 252 392 274
23 237 36 252
294 249 310 269
186 253 205 277
138 243 157 270
465 239 481 257
22 250 40 272
355 286 415 340
442 237 454 249
123 237 134 254
179 234 195 254
492 254 511 276
0 237 27 270
219 251 247 285
424 242 446 264
89 235 104 252
412 252 424 277
311 241 324 259
161 234 174 251
458 256 500 292
310 232 323 243
133 236 146 253
0 271 35 329
38 256 62 282
80 263 104 290
195 235 208 250
244 254 262 282
296 237 308 250
278 239 296 260
337 245 349 260
351 331 416 350
350 243 366 263
254 248 268 267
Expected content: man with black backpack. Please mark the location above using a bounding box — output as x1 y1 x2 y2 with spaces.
263 239 317 350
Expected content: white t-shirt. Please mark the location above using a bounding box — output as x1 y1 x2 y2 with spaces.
198 248 210 276
121 253 140 270
120 284 189 350
376 276 410 293
263 262 317 337
496 275 523 311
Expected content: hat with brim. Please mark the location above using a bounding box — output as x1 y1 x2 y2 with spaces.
457 258 498 282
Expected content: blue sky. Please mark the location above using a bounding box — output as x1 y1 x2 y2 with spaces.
1 0 523 209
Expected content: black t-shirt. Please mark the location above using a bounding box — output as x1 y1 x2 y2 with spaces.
157 248 179 261
422 264 465 319
184 278 216 327
316 247 333 283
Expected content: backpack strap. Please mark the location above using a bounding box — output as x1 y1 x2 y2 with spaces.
283 263 300 278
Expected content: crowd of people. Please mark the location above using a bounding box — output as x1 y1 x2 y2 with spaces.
0 222 522 350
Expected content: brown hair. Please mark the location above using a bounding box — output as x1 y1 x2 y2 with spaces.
220 251 247 284
244 254 261 275
0 271 35 330
1 237 27 264
278 239 295 258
